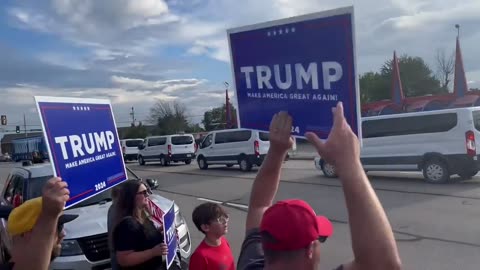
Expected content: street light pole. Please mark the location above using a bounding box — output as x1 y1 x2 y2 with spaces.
23 113 27 138
455 24 460 39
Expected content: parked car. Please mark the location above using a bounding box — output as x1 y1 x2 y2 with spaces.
138 134 196 166
0 163 192 269
196 129 270 171
120 138 144 161
0 154 11 162
315 107 480 183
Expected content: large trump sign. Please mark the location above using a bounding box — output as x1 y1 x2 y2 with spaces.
35 96 127 208
227 6 360 139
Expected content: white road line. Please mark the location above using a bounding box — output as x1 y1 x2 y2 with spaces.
197 197 223 204
225 202 249 209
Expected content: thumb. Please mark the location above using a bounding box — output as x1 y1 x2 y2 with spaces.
305 132 326 156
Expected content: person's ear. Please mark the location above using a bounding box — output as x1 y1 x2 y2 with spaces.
200 224 210 233
306 241 315 259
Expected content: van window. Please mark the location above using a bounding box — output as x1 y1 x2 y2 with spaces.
363 113 458 138
148 137 166 146
171 136 193 145
472 111 480 132
259 132 270 141
215 130 252 144
202 134 213 148
125 139 143 147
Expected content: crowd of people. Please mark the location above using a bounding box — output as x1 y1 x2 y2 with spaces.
0 102 402 270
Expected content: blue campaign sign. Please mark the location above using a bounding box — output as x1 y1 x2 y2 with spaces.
35 96 127 208
163 202 177 269
227 6 361 140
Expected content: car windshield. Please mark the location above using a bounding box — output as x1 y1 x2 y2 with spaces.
126 139 143 147
27 168 141 209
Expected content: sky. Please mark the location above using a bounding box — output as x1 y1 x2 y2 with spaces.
1 0 480 136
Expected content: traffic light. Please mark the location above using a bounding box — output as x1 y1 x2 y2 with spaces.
15 126 20 133
0 115 6 126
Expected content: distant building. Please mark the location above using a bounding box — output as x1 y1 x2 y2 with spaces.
0 132 43 155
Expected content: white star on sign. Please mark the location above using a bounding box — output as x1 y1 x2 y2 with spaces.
72 106 76 110
285 28 289 34
279 29 283 35
267 31 271 36
291 27 296 32
273 30 276 35
87 106 90 111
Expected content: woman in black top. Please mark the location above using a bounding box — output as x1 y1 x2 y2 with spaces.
112 180 182 270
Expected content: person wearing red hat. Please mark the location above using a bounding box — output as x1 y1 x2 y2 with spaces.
237 102 401 270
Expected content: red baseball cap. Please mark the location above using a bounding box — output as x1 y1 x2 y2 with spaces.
260 199 333 251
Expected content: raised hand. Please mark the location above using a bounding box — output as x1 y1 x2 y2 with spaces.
269 111 294 154
41 177 70 217
305 102 360 172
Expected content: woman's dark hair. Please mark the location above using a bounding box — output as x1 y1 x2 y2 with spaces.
113 180 144 228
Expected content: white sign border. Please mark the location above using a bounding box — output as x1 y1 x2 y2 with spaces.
226 5 362 144
34 95 128 209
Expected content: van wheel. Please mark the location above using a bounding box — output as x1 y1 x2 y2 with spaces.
458 170 478 180
321 161 338 178
239 157 252 172
226 164 234 168
423 159 450 183
185 159 192 165
198 157 208 170
138 156 145 166
160 156 169 166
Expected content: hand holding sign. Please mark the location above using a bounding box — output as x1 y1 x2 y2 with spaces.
151 243 168 257
269 112 294 154
305 102 360 173
42 177 70 218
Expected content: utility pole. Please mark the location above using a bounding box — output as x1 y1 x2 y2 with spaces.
130 107 136 127
23 113 27 138
455 24 460 39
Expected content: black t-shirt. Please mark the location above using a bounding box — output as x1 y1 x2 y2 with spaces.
0 262 13 270
237 228 343 270
113 216 165 270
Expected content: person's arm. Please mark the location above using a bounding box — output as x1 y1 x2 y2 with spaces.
246 112 293 231
306 102 401 270
114 218 166 267
12 178 69 270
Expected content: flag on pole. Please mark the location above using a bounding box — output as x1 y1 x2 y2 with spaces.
391 51 405 106
453 37 468 97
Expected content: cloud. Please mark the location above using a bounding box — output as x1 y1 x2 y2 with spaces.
111 75 207 93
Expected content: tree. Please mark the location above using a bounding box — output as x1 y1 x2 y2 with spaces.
186 123 204 133
359 72 389 104
123 125 148 139
380 55 443 97
202 102 237 131
435 48 455 92
149 100 190 135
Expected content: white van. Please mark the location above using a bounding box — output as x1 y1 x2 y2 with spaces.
120 138 144 161
138 134 196 166
196 129 270 171
315 107 480 183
